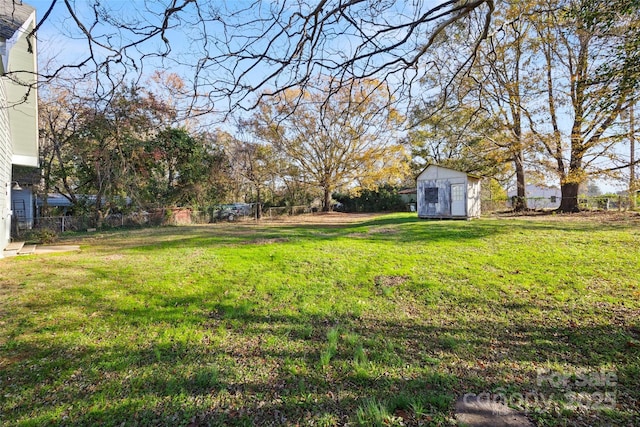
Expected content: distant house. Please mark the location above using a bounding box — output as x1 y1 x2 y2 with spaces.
416 165 481 219
0 2 39 257
398 188 417 211
507 185 561 210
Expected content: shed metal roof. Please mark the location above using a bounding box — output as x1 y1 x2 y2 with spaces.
416 164 483 180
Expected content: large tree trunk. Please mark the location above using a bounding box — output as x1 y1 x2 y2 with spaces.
513 151 527 211
255 185 262 219
322 186 331 212
559 182 580 212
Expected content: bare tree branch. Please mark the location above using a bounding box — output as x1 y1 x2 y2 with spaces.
27 0 494 115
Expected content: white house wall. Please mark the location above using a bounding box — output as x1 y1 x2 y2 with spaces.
5 12 38 167
0 80 11 254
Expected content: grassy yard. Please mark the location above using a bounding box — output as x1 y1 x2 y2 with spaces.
1 212 639 426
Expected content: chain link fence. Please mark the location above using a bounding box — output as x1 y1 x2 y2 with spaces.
482 195 637 214
14 204 318 238
265 205 314 218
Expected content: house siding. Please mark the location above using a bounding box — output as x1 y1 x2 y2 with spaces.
5 9 38 167
0 3 38 253
0 80 12 253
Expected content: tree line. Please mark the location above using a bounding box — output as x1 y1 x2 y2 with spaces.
38 74 410 224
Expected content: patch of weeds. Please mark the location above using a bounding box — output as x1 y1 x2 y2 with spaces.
319 327 339 369
410 400 427 418
438 334 460 350
355 398 402 427
422 355 441 366
191 366 219 391
354 344 367 365
316 412 339 427
374 275 408 298
2 339 19 351
386 391 452 422
283 357 309 376
296 324 314 340
381 286 394 298
422 392 453 412
23 228 59 244
387 393 412 411
263 334 281 349
352 344 377 380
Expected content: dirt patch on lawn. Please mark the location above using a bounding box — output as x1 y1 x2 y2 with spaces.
262 212 382 225
374 275 409 287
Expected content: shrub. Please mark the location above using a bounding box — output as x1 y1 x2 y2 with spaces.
24 228 59 244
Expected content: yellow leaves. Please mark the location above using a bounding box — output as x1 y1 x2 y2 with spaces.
561 168 588 185
353 144 411 192
150 70 185 92
249 77 410 198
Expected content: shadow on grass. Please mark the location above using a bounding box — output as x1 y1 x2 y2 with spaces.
116 216 521 253
2 289 639 426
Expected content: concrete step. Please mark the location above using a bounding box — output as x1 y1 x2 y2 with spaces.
3 241 25 257
18 244 36 255
5 241 25 251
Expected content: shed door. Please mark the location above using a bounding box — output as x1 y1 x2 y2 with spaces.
451 184 465 216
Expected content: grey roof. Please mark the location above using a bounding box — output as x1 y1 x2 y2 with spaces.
417 163 483 180
0 1 34 40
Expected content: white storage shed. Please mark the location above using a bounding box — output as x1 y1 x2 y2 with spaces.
416 165 481 219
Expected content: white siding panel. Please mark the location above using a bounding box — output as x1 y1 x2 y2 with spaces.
417 165 468 182
6 15 38 167
0 81 12 253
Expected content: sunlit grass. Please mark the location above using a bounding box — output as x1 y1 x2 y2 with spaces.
1 213 639 426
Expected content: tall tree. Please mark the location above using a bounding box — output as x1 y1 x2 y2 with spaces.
38 85 83 212
410 0 538 210
474 1 539 210
250 78 408 211
407 101 511 179
39 80 232 219
531 0 639 211
144 127 226 208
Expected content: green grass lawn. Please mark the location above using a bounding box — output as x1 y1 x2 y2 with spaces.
1 213 639 426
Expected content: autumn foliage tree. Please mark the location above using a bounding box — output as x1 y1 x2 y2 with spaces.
249 79 409 211
38 78 231 221
530 0 639 211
